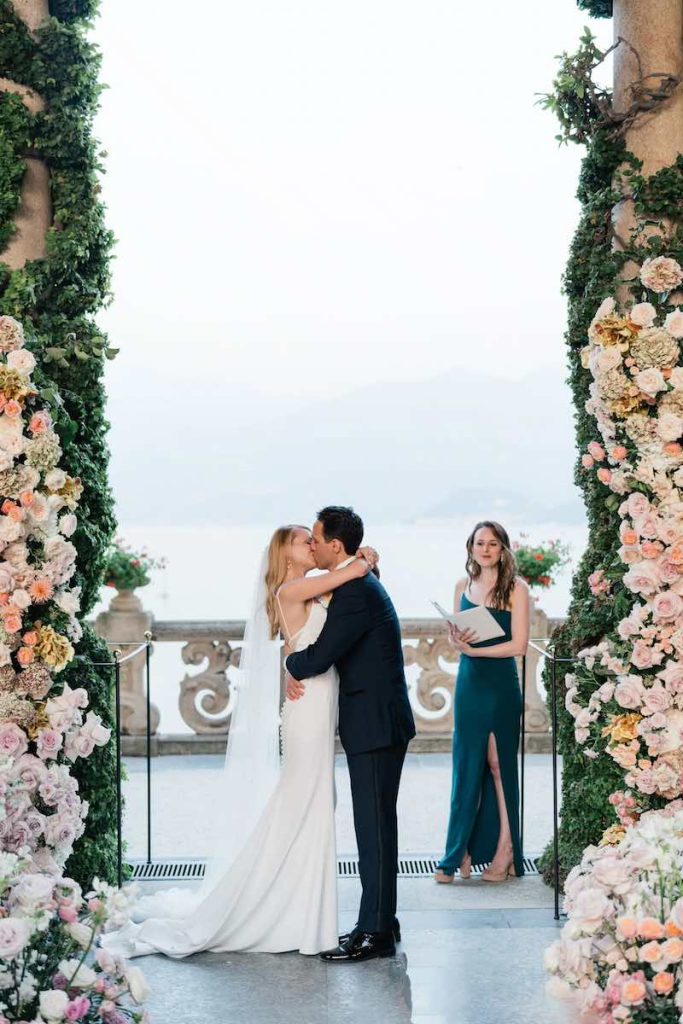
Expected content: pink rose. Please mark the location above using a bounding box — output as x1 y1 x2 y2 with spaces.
653 592 683 621
642 685 671 715
0 722 28 758
615 678 644 709
630 302 657 327
582 454 594 470
658 661 683 692
631 640 656 670
627 493 651 519
597 467 612 485
634 514 659 540
623 561 660 595
665 309 683 339
588 441 606 461
36 729 63 761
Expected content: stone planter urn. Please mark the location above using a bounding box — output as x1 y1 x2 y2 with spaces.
95 587 160 735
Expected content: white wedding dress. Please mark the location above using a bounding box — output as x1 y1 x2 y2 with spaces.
103 600 339 957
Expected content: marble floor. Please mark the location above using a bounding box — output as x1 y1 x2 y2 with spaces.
136 879 573 1024
124 752 570 1022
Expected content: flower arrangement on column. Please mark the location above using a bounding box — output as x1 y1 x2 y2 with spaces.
0 315 148 1021
0 0 119 885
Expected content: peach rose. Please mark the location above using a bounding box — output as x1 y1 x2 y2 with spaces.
653 971 674 995
589 441 606 461
661 937 683 963
638 917 665 941
582 454 594 469
640 940 663 964
621 526 639 546
18 490 34 509
616 917 638 941
4 399 21 418
4 613 22 634
669 542 683 566
22 631 37 647
598 467 612 485
641 541 663 559
621 978 647 1005
665 442 683 457
17 647 33 667
627 493 651 519
665 920 683 938
611 445 628 461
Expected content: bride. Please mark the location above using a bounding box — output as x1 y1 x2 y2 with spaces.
103 524 376 957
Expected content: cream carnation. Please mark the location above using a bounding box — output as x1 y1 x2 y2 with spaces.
640 256 683 294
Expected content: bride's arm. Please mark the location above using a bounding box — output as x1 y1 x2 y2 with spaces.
278 557 370 605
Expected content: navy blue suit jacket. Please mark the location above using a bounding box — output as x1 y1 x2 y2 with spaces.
286 573 416 755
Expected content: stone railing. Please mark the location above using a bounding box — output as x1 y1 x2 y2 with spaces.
95 593 561 753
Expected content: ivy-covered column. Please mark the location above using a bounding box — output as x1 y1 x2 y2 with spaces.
540 0 683 882
0 0 118 886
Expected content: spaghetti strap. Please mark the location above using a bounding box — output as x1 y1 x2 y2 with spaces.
275 588 293 644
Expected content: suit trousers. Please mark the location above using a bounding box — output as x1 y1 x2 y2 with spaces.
346 744 407 935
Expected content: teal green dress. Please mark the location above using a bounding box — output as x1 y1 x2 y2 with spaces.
437 593 524 877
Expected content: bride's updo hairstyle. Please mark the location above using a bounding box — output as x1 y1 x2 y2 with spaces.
265 525 307 639
465 520 518 611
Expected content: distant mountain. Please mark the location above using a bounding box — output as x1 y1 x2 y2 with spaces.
107 364 584 525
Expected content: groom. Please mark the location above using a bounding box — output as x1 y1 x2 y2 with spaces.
285 505 416 962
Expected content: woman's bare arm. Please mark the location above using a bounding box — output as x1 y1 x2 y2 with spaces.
278 557 369 605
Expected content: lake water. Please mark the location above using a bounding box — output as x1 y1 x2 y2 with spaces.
94 516 588 734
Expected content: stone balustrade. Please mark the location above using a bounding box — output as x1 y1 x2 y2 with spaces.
95 592 560 753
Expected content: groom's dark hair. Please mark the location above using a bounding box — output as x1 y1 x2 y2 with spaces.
317 506 364 555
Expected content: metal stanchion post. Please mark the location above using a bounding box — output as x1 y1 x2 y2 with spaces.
520 653 526 857
144 633 153 865
551 651 560 921
113 649 123 890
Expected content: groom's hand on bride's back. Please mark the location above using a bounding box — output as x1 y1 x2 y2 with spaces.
286 671 306 701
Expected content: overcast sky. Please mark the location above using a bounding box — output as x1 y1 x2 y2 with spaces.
92 1 611 407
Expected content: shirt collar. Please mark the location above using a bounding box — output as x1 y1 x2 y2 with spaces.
336 556 355 570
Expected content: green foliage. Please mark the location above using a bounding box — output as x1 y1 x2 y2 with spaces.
512 537 571 589
104 538 167 591
576 0 613 17
0 0 117 888
538 28 613 145
540 32 683 885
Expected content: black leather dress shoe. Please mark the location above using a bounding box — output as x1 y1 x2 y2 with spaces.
319 931 396 962
338 917 401 946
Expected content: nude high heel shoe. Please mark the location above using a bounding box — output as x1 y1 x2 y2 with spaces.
459 853 472 880
481 858 516 883
434 869 454 884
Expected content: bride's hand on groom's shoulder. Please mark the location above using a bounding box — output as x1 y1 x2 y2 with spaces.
357 546 379 571
286 672 306 701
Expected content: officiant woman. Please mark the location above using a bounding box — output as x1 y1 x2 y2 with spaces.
434 521 529 883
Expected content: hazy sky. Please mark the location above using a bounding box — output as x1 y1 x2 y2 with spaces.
92 2 611 405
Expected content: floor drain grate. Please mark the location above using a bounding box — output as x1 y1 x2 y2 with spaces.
129 855 540 883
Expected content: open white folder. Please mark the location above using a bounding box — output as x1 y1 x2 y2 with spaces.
431 600 505 643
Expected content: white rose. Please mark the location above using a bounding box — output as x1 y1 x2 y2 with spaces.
57 958 96 988
657 412 683 442
124 963 151 1004
7 349 36 376
594 297 616 321
636 367 667 396
44 469 67 492
81 712 111 747
573 887 611 931
55 589 80 616
595 346 623 372
67 921 93 949
630 302 657 327
670 367 683 391
59 514 77 538
10 873 54 911
39 989 69 1022
0 643 11 668
12 588 31 610
665 309 683 339
0 916 31 959
592 856 632 893
0 415 24 452
0 518 22 544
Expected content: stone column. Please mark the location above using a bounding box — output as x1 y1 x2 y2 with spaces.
519 594 552 753
0 0 51 268
95 590 160 735
612 0 683 257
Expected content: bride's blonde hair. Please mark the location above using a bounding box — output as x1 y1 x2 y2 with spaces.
265 525 308 639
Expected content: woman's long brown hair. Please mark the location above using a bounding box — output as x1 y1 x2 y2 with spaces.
465 521 518 611
264 525 309 639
